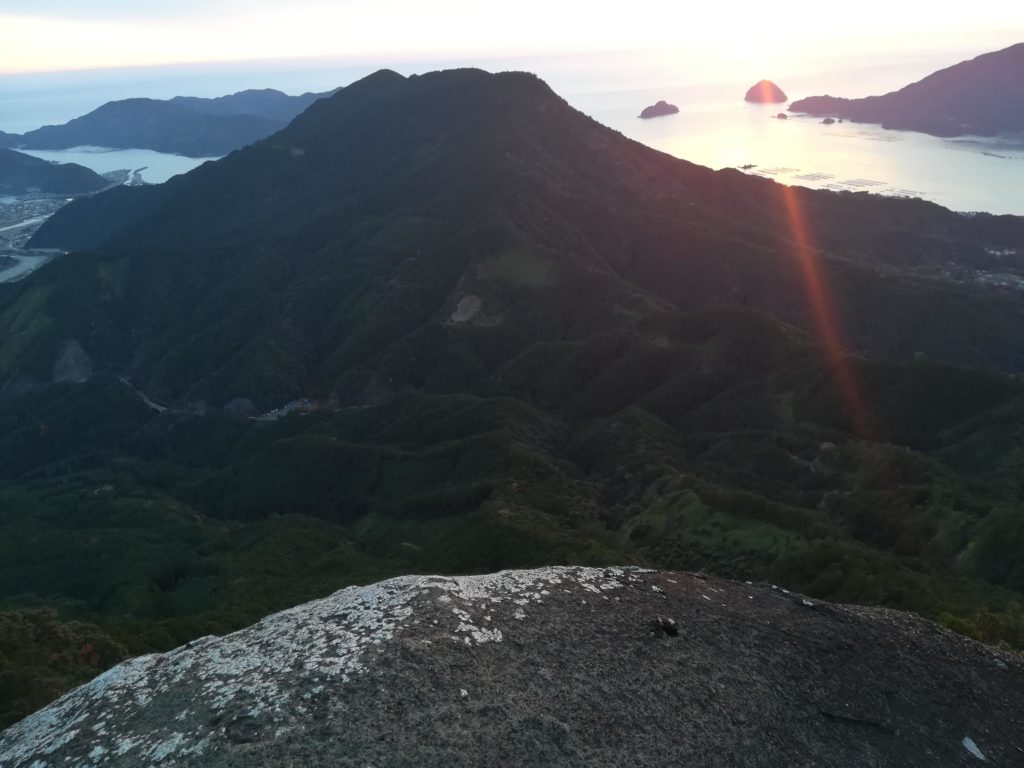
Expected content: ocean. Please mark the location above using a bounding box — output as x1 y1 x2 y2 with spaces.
2 48 1022 213
577 86 1024 215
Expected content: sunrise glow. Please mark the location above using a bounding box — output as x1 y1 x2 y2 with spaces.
2 1 1022 74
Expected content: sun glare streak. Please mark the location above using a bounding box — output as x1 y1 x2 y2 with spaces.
777 184 874 439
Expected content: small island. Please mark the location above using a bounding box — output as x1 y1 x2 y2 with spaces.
639 100 679 119
745 80 788 103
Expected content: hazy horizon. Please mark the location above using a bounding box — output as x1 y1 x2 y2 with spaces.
4 1 1022 136
2 0 1022 75
1 41 1015 135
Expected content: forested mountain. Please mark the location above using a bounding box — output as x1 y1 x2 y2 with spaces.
790 43 1024 137
0 147 108 194
2 68 1024 727
1 87 333 157
7 99 282 157
26 68 1024 396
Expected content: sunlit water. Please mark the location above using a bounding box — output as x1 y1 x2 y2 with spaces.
572 84 1024 215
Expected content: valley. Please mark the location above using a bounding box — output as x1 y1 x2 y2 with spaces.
0 197 70 283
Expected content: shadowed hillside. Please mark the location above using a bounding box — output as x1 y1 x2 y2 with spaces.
25 69 1024 397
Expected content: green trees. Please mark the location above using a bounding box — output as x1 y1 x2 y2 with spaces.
0 610 128 728
970 505 1024 591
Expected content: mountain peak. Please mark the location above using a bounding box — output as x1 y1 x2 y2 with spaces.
344 67 407 89
30 67 591 253
311 67 557 111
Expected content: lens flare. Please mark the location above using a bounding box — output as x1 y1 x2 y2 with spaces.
777 183 874 439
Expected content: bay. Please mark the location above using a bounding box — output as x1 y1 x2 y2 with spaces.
17 147 215 184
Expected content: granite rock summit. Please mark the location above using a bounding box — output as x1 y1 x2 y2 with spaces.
2 566 1021 767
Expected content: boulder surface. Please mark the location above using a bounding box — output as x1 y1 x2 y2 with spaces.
2 566 1022 767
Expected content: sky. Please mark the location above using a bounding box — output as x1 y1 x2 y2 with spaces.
1 1 1023 74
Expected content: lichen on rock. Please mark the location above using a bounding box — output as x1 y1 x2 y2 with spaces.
2 566 1022 768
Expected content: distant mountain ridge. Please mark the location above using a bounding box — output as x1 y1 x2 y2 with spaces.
168 87 337 122
1 87 336 157
0 147 108 194
790 43 1024 137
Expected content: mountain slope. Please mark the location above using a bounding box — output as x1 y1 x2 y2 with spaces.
790 43 1024 136
3 567 1021 767
0 147 108 194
